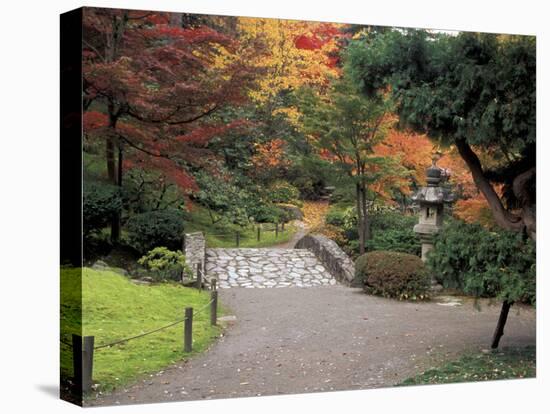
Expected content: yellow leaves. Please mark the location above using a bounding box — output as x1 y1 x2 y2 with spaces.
237 17 339 103
302 200 330 229
211 43 235 70
272 106 301 127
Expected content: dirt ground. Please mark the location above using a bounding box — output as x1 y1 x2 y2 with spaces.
89 285 536 406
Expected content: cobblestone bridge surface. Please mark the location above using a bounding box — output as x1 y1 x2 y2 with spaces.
205 248 337 288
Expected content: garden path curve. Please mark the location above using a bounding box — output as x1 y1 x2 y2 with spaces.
90 286 536 406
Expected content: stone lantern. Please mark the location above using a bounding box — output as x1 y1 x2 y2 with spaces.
412 158 454 262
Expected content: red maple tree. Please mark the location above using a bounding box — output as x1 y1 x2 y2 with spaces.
82 8 258 238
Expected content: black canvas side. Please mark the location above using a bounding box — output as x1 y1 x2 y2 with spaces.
60 7 83 406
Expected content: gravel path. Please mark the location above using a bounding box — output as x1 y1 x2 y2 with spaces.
90 286 536 406
271 221 308 249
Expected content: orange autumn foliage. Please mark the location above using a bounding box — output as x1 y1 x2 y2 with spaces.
438 149 478 198
251 139 291 170
454 195 495 227
372 130 496 226
373 130 434 187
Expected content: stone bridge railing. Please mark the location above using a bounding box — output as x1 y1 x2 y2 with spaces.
183 232 205 279
295 234 355 285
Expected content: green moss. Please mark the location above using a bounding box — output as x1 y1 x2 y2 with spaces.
61 267 224 393
400 346 536 385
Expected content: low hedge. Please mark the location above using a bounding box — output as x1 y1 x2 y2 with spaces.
355 251 430 300
126 209 185 255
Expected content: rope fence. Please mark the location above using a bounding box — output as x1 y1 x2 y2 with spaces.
93 316 188 350
62 279 219 394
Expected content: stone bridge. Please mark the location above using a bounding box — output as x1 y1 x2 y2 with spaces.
184 232 355 289
205 248 336 288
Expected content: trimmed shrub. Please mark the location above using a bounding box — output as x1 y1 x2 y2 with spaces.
355 251 430 300
126 209 185 254
138 247 192 282
427 219 536 304
83 183 122 237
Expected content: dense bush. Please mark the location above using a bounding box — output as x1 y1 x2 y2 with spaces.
325 205 347 227
83 183 122 237
365 229 420 256
126 209 185 254
194 171 251 226
122 168 184 214
427 220 536 304
355 251 430 300
287 157 330 200
267 180 300 204
248 203 293 223
327 205 420 256
138 247 192 282
292 175 326 200
369 209 417 232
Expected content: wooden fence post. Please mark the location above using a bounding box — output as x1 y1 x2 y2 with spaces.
82 336 95 393
72 334 82 392
275 223 279 238
236 231 240 247
184 307 193 353
257 226 261 242
196 262 202 291
72 334 94 393
210 290 218 326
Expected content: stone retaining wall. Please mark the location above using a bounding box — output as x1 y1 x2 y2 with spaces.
295 233 355 285
183 232 205 278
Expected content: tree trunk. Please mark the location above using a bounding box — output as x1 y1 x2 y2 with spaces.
106 137 116 183
106 99 121 243
361 179 371 241
513 167 536 240
117 145 123 187
491 300 513 349
455 139 529 236
110 144 123 243
356 182 365 255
